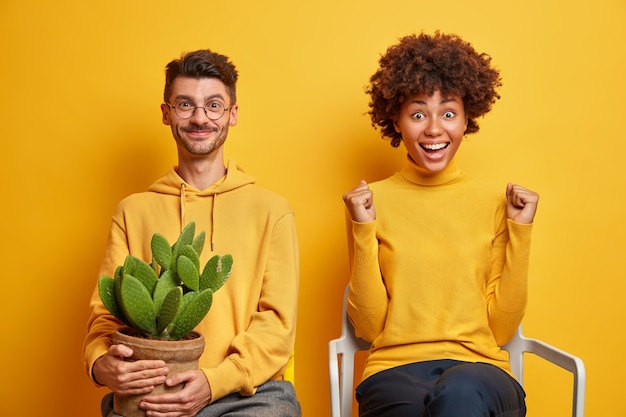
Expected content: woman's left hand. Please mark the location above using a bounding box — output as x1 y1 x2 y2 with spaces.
506 183 539 224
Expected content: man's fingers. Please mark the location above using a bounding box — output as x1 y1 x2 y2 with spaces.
109 343 134 358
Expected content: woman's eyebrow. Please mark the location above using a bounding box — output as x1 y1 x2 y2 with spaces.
409 97 461 105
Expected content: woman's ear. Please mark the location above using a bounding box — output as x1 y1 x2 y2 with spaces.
393 119 401 133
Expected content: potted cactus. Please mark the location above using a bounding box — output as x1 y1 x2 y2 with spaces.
98 221 233 417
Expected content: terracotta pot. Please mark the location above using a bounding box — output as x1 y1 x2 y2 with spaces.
111 327 205 417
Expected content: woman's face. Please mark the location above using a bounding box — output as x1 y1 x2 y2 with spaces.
394 90 468 173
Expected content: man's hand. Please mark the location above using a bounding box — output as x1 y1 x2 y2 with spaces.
93 344 169 396
343 180 376 223
506 183 539 224
139 369 212 417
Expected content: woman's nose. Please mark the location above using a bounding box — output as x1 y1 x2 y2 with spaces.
424 117 443 136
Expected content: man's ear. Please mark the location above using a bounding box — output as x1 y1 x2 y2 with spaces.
161 103 171 125
228 104 239 127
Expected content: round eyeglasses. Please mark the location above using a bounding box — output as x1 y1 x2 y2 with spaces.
166 100 230 120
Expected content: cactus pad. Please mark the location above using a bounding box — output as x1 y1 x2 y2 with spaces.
97 221 232 340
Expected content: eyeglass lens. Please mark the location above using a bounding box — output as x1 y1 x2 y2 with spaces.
171 101 226 120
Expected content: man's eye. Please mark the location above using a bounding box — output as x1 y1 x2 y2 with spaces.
178 102 194 109
207 101 223 110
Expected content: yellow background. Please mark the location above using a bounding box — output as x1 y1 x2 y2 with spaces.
1 0 624 416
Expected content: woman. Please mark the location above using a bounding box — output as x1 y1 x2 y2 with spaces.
342 32 539 417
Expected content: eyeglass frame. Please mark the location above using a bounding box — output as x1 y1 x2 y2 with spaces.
165 100 231 121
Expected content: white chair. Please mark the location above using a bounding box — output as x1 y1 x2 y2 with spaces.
329 286 586 417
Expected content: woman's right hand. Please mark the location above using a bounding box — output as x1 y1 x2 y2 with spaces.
342 180 376 223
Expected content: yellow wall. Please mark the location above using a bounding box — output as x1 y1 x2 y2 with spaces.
1 1 624 415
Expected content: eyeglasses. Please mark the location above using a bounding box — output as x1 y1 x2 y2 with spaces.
166 100 230 120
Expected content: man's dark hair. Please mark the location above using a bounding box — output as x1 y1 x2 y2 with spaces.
367 32 502 147
164 49 238 105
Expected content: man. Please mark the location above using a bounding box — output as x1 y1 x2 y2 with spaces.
83 49 301 417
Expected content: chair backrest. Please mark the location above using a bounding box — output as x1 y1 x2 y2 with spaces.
502 326 586 416
328 287 369 417
329 286 586 417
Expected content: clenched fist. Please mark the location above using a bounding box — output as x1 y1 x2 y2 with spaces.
506 183 539 224
342 180 376 223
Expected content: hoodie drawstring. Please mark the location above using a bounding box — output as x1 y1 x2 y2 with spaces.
180 183 187 232
180 182 216 252
210 193 216 252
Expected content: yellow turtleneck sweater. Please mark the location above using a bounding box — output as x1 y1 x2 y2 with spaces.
346 157 532 381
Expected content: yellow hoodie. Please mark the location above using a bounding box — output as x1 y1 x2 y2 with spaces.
347 157 532 382
83 160 299 402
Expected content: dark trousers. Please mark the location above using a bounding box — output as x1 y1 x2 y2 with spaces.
355 360 526 417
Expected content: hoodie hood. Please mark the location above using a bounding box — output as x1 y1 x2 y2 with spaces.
148 160 256 250
149 159 256 196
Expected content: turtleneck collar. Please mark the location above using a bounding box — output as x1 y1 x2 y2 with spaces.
399 154 464 186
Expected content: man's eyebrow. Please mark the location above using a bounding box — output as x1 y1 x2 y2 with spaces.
205 93 226 102
174 93 226 102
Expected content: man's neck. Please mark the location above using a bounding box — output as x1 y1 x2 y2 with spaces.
176 153 227 191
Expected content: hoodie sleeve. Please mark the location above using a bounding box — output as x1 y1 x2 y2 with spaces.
82 214 131 384
201 211 300 402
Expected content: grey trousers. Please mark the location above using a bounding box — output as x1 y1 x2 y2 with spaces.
102 380 301 417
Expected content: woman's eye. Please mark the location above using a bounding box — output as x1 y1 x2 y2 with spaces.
444 111 455 118
412 112 425 119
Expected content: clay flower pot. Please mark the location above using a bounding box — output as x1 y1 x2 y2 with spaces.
111 327 205 417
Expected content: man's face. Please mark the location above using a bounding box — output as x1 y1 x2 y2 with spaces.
161 77 238 158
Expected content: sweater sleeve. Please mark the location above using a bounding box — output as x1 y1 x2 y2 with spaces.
202 212 299 402
346 217 388 342
82 216 131 384
486 218 533 345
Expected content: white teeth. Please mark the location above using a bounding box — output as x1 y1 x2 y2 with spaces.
421 143 448 150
